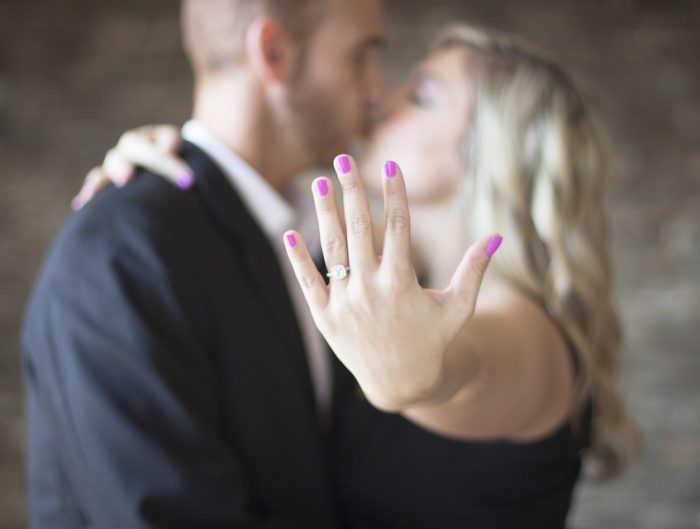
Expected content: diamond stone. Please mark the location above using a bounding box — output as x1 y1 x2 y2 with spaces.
329 264 349 280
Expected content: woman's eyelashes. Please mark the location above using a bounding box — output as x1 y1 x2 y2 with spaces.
407 89 425 106
408 74 441 108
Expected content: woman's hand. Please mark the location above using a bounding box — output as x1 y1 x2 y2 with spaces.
283 155 502 412
72 125 194 210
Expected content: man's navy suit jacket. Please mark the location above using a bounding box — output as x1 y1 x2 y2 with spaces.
21 143 348 529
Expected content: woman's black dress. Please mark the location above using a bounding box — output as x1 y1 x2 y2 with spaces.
330 356 592 529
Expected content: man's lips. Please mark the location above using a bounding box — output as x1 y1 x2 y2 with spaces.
360 121 375 138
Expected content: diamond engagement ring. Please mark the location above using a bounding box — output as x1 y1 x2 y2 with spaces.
327 264 350 280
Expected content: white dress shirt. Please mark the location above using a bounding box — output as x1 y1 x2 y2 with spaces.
182 120 332 415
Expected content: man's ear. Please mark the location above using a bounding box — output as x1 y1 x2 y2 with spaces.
245 16 297 83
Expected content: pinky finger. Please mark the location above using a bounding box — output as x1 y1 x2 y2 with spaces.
104 149 135 187
283 230 329 315
71 167 111 210
444 234 502 320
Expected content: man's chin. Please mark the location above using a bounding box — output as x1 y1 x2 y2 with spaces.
314 130 373 166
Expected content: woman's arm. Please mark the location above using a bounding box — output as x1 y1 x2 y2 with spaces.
72 124 192 209
285 155 573 443
402 281 576 442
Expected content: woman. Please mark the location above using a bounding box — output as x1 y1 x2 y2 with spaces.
75 24 638 529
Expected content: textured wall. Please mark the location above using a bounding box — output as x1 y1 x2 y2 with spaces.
1 0 698 528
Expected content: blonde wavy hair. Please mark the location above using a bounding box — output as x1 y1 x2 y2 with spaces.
434 25 640 480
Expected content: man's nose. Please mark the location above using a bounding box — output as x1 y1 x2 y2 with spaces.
366 68 388 123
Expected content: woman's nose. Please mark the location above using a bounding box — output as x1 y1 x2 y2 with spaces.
379 88 407 121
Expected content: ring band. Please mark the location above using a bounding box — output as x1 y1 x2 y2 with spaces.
327 264 350 280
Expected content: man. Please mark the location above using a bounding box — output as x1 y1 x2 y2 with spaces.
21 0 386 527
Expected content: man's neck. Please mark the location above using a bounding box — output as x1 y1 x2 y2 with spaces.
191 74 304 194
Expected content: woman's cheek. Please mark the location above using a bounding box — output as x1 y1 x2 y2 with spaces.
405 142 458 202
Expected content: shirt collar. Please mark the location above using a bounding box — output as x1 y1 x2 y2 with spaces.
181 120 296 240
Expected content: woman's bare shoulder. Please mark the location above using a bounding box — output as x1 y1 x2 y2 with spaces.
465 279 577 441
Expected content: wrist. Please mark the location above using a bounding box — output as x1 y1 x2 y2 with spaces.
360 360 448 413
406 339 482 411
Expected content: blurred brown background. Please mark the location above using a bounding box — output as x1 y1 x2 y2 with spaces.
1 0 698 528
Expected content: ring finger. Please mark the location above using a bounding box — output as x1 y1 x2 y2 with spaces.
311 176 349 284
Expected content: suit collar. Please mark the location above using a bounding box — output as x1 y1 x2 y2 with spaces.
181 141 318 417
181 121 296 240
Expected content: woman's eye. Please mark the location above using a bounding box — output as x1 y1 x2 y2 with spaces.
408 77 439 108
408 89 426 106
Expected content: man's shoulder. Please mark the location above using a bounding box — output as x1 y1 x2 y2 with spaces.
49 172 209 275
85 170 199 229
83 170 202 234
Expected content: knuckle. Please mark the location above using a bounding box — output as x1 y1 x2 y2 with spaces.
299 272 319 290
324 234 346 254
469 253 488 275
136 124 154 134
156 124 174 137
313 313 329 333
339 173 358 192
318 313 337 335
318 198 336 213
118 131 135 149
348 214 371 237
347 281 373 308
386 211 410 233
104 148 117 165
380 269 412 295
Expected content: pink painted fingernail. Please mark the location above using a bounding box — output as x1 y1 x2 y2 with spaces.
176 169 194 189
71 196 83 211
384 161 397 178
485 235 503 257
316 178 329 197
335 154 351 175
285 233 298 248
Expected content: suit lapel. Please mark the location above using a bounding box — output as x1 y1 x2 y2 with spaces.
181 142 318 418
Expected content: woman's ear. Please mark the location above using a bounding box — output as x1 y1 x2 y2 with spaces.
245 16 297 83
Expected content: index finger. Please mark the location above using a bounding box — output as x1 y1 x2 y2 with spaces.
379 161 412 274
283 230 329 318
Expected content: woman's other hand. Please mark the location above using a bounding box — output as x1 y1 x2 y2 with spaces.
71 125 194 210
283 154 502 412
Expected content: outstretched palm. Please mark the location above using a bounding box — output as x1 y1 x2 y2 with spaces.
283 154 502 411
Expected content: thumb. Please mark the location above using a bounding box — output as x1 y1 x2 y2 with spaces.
445 234 503 318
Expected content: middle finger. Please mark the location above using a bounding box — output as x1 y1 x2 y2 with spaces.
333 154 376 276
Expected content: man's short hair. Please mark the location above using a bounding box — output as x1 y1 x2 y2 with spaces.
182 0 327 75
